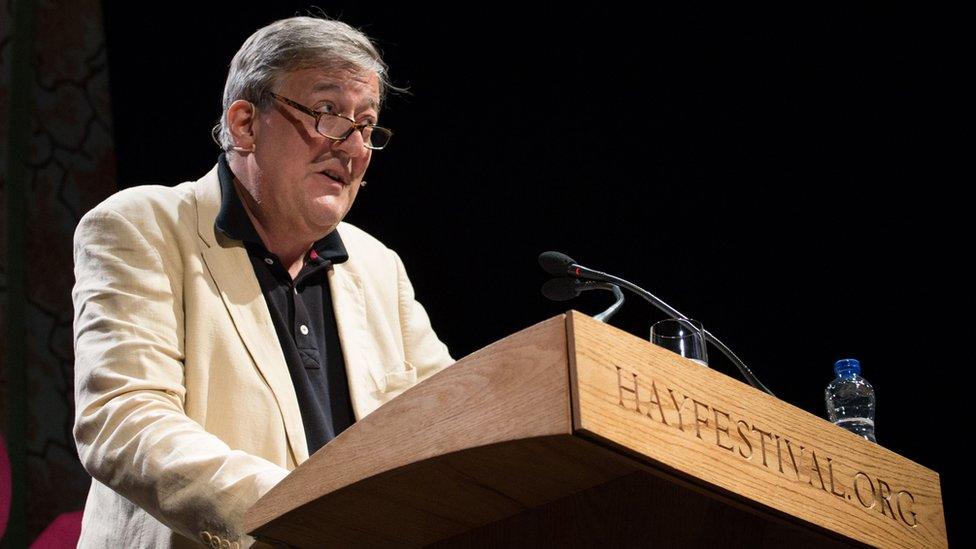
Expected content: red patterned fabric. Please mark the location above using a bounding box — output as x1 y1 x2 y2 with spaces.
29 511 83 548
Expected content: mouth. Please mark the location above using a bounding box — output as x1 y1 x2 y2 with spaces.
317 168 349 186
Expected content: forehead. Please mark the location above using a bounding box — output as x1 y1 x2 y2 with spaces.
277 67 380 110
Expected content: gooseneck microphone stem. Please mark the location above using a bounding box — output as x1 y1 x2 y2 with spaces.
541 277 626 323
572 264 776 397
591 282 624 323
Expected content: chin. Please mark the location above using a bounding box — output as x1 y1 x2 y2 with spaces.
308 187 355 221
306 208 345 234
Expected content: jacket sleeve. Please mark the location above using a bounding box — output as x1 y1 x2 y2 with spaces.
392 251 454 382
72 207 288 546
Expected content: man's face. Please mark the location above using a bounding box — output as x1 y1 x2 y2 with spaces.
250 66 380 239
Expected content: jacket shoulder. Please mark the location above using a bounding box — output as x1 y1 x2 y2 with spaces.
81 181 196 226
73 176 209 264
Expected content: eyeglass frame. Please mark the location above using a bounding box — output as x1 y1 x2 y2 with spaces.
267 91 393 150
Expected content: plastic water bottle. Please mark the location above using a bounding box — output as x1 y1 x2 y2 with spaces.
825 358 876 442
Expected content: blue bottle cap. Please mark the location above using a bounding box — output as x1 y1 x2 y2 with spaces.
834 358 861 377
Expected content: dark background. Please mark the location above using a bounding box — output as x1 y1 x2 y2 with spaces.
103 3 964 544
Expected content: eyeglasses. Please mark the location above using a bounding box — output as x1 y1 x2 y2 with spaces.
268 92 393 150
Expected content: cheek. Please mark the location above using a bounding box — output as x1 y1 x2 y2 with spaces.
347 183 361 203
353 153 373 178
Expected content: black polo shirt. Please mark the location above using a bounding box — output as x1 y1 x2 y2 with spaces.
213 153 355 454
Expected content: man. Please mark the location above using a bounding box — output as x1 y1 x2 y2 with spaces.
72 16 453 547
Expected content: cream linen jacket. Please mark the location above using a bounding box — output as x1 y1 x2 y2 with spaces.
72 164 454 547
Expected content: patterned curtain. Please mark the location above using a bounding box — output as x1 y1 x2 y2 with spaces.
1 0 116 541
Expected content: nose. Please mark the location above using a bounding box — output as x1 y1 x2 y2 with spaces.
331 128 369 159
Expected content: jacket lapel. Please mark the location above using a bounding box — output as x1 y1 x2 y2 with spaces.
329 261 388 420
194 168 309 464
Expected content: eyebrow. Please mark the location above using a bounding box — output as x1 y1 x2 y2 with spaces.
310 81 379 112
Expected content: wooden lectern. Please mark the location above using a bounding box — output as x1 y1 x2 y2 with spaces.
245 312 946 548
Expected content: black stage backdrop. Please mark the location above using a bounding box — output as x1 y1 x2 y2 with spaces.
103 3 964 543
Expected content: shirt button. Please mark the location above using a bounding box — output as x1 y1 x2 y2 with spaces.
264 257 274 265
299 324 309 335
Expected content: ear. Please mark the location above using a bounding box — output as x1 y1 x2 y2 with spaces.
226 99 258 151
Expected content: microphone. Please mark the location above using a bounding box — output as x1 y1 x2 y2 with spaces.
538 251 577 277
537 251 775 397
541 278 625 322
539 251 622 286
541 277 582 301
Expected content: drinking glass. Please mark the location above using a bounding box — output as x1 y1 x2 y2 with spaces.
650 318 708 367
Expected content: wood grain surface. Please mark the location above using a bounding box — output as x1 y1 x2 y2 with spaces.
244 312 946 547
245 314 584 543
568 311 947 548
431 469 860 549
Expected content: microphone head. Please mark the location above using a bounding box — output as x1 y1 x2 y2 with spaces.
541 277 581 302
538 251 577 276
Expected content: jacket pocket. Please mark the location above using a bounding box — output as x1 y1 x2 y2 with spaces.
377 360 417 394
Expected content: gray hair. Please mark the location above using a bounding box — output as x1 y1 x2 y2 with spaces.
217 16 394 151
